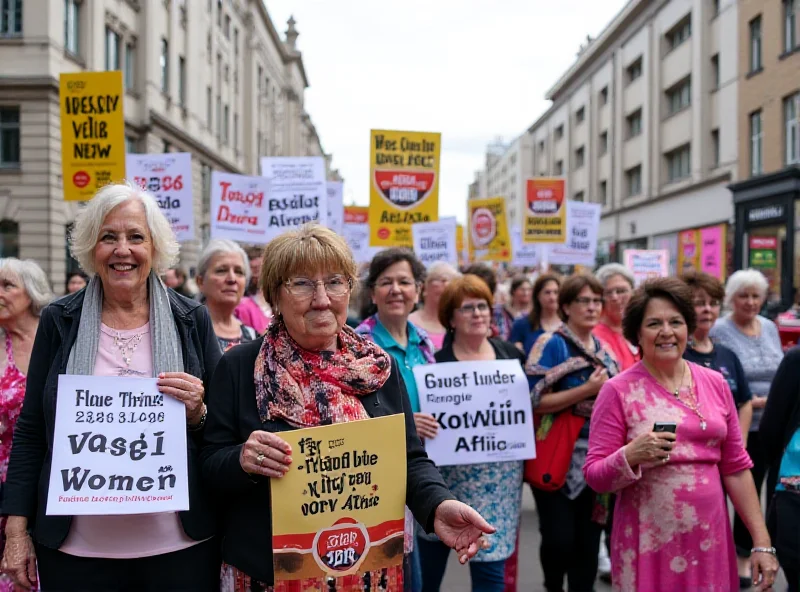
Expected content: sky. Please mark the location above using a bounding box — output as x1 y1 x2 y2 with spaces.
265 0 627 222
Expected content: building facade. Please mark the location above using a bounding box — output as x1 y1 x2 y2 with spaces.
482 134 534 229
0 0 335 291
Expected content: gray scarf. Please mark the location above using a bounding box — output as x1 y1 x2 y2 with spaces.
66 271 184 376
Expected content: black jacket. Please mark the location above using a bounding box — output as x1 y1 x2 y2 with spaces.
761 346 800 468
200 338 455 584
3 288 222 548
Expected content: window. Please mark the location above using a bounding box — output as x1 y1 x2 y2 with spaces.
750 111 763 175
627 58 643 83
162 140 171 153
574 146 585 168
0 107 20 168
201 164 212 213
599 86 608 106
124 42 135 90
0 221 19 258
222 104 228 144
216 53 222 83
178 56 186 106
257 65 263 92
538 140 545 152
1 0 22 36
574 191 585 202
233 27 239 55
125 135 137 154
627 110 642 138
215 96 221 138
599 180 608 205
216 0 222 27
160 38 169 92
626 166 642 197
711 129 720 167
785 0 797 53
224 14 230 38
206 86 212 129
554 124 564 140
750 16 762 73
710 54 719 90
711 0 720 17
105 27 120 71
666 144 691 182
64 0 80 55
666 78 691 114
555 160 564 175
666 17 692 51
233 113 238 151
224 65 229 83
785 93 800 165
575 106 585 124
599 131 608 155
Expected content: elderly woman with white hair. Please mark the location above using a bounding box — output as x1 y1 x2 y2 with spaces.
710 268 784 587
409 261 460 350
1 183 223 591
196 239 256 352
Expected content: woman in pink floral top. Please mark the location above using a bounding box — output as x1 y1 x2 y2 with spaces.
584 278 778 592
0 258 52 591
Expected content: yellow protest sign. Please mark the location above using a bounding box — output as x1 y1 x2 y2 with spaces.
524 178 566 243
369 129 440 248
468 197 511 262
60 71 126 201
456 223 468 266
271 414 407 582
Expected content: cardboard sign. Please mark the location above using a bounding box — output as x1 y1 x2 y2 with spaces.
127 153 195 242
60 71 126 201
210 172 271 244
548 201 601 266
414 360 535 466
523 178 566 243
260 157 327 241
412 219 457 268
326 181 344 234
468 197 511 262
511 228 541 267
623 249 669 286
47 375 189 515
343 223 377 264
270 415 406 581
369 130 441 248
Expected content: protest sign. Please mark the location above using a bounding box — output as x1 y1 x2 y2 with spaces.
415 360 535 466
47 375 188 515
271 415 406 582
127 153 194 242
210 172 271 244
369 130 441 248
60 71 126 201
511 228 541 267
260 157 327 241
468 197 511 263
624 249 669 286
412 219 457 267
456 224 468 266
524 178 567 244
344 205 369 224
343 223 377 264
326 181 344 234
678 224 727 279
548 201 601 266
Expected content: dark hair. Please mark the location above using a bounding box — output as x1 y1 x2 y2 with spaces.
438 275 494 331
360 248 425 318
463 264 497 296
558 273 603 322
510 275 532 298
623 277 697 347
244 245 263 261
680 270 724 302
65 270 88 292
528 273 561 330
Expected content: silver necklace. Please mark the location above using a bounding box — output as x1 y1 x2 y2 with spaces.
112 331 145 367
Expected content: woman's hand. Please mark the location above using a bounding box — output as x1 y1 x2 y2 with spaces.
751 396 768 410
750 550 779 590
1 518 36 590
414 413 439 439
239 430 292 478
157 372 205 425
584 367 609 397
433 500 496 564
623 431 676 467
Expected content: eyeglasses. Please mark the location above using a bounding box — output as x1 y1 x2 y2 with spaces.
692 299 721 308
456 302 490 315
428 277 450 285
284 275 352 299
375 278 419 290
603 288 631 298
574 297 604 307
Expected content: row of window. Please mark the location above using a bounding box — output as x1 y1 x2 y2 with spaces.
749 1 797 74
750 93 800 176
205 88 239 149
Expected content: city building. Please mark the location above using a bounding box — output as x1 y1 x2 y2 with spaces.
523 0 740 272
0 0 335 291
729 0 799 304
483 134 534 229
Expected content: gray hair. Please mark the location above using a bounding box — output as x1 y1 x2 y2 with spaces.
0 258 53 316
69 182 180 276
595 263 635 289
426 261 461 282
196 239 251 285
724 268 769 308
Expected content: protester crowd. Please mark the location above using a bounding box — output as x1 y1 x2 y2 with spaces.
0 181 793 591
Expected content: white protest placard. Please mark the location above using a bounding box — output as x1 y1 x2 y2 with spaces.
412 218 457 267
414 360 535 466
47 375 189 515
548 201 601 266
127 153 195 242
260 157 327 241
512 228 541 267
624 249 669 286
342 223 376 264
210 171 271 244
326 181 344 234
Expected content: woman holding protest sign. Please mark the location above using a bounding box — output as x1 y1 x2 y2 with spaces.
525 273 619 592
415 274 526 592
196 239 258 352
2 183 223 591
201 224 494 592
409 261 460 351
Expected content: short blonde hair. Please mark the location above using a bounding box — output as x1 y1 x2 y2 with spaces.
260 224 358 307
69 182 180 276
0 258 53 315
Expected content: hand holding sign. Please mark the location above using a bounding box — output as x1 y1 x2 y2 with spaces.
240 430 293 478
156 371 205 425
433 499 495 564
413 412 439 439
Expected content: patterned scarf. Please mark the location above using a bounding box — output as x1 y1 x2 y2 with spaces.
255 318 392 428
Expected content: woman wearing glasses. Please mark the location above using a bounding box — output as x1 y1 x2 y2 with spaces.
526 274 619 592
593 264 638 372
417 275 526 591
201 225 494 591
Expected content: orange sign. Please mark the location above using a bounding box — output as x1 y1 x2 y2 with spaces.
524 178 566 243
344 206 369 224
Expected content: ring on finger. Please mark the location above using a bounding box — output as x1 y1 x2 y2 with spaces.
257 453 266 466
663 454 670 463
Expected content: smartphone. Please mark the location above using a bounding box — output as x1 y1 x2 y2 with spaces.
653 422 677 434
